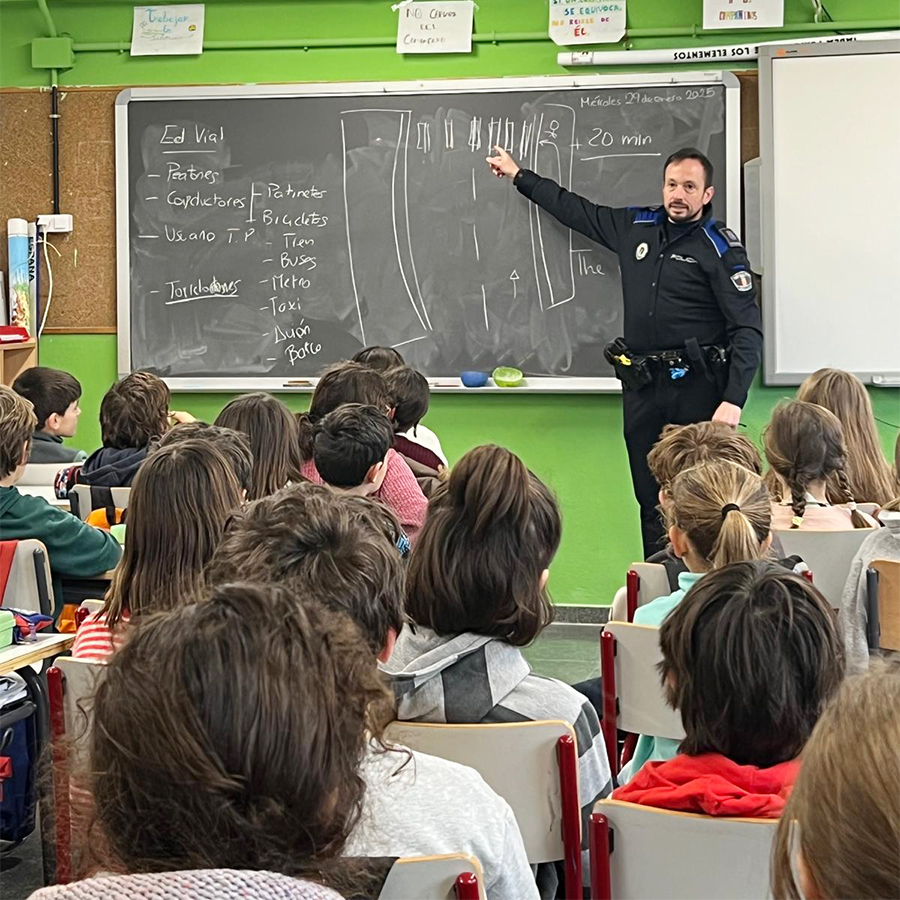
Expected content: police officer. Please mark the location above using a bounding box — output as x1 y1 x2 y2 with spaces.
486 145 762 558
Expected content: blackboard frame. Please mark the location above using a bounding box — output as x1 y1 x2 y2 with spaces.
116 72 741 392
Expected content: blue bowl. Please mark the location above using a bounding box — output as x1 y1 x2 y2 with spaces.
460 370 489 388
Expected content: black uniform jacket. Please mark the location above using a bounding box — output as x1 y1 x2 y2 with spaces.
516 168 763 408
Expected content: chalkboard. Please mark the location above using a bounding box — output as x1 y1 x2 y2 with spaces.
116 74 740 390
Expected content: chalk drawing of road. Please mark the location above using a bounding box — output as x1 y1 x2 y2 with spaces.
529 102 577 311
340 109 431 350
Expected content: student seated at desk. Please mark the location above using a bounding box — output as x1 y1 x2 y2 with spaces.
205 482 536 900
614 561 844 817
32 585 383 900
764 400 878 531
72 440 243 662
312 403 410 555
12 367 86 464
297 362 427 542
0 387 121 610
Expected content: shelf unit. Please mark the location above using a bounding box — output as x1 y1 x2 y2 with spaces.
0 339 37 387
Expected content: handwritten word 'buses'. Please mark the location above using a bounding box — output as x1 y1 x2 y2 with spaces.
160 124 225 145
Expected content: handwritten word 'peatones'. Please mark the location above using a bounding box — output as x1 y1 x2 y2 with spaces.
166 162 220 184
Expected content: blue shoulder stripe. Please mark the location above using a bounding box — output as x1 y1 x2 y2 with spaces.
701 221 729 257
630 207 662 225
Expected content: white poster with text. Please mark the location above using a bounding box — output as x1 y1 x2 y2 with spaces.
396 1 474 54
131 4 205 55
549 1 626 46
703 0 783 30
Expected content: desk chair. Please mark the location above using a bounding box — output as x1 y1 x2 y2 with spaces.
0 539 55 617
384 720 582 900
379 854 484 900
600 622 684 776
590 798 776 899
70 485 131 522
774 528 875 609
47 656 105 884
867 559 900 652
18 463 68 486
609 563 671 622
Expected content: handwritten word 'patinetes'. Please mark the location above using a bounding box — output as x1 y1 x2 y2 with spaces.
265 183 327 200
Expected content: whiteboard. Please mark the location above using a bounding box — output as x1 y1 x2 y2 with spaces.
759 40 900 385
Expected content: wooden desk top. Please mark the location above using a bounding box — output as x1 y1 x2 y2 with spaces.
0 633 74 675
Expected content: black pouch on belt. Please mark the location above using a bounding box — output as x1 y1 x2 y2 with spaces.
604 338 653 390
684 338 713 384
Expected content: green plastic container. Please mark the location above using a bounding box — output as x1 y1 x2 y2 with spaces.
0 610 15 649
492 366 524 387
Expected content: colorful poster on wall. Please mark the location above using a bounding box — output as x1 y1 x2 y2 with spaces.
549 1 626 46
703 0 783 29
131 5 205 56
396 1 475 54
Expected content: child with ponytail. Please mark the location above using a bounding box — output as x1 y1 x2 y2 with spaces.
619 460 775 781
383 445 611 892
764 401 878 531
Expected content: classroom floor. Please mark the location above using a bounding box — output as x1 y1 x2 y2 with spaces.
0 622 602 900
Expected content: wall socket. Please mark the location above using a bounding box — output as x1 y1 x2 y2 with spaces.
36 214 74 233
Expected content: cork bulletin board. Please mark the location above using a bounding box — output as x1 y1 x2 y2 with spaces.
0 74 760 335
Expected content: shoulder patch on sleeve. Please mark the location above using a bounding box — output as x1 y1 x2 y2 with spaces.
730 270 753 292
714 223 744 249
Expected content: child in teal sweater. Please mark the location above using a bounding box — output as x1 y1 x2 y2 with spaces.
621 460 772 781
0 386 121 609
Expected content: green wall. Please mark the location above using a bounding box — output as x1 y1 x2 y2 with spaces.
6 0 899 606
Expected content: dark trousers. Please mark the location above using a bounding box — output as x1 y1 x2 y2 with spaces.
623 365 723 559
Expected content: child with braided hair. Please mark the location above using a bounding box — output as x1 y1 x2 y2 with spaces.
764 401 878 531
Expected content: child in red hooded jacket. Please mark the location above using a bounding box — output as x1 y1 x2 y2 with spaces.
614 560 844 818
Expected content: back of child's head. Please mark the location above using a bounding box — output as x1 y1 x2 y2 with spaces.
0 385 36 479
660 560 844 768
647 421 762 489
297 362 391 460
99 371 170 451
12 366 81 431
384 365 430 434
206 481 404 654
313 403 394 489
764 400 870 528
157 421 253 495
213 392 298 500
103 439 243 629
771 659 900 900
666 460 771 570
406 444 559 646
352 345 405 372
798 367 895 505
88 582 388 886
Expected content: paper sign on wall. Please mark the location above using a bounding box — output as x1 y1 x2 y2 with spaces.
131 5 205 56
703 0 783 30
397 1 474 54
549 1 626 46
